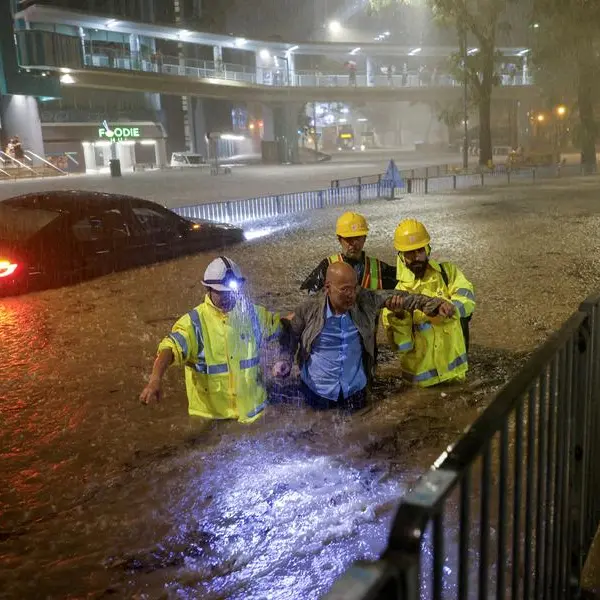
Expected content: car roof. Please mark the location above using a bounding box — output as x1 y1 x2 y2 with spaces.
2 190 165 214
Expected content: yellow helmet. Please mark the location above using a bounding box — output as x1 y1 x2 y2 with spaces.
394 219 431 252
336 212 369 238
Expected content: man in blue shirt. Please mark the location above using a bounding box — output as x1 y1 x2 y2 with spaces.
277 262 454 411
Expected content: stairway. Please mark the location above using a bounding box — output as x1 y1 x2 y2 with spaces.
0 166 67 181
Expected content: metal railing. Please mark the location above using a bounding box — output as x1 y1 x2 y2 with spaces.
173 182 388 224
323 292 600 599
172 163 587 226
79 50 534 90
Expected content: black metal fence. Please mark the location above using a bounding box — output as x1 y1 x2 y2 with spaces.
324 293 600 600
331 163 587 195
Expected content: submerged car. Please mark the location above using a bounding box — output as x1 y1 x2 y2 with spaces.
0 190 244 296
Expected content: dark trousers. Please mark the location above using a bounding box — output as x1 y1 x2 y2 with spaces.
301 381 367 412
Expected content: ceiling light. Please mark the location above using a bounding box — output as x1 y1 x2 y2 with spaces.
287 45 299 53
106 19 118 28
350 47 361 55
235 37 247 47
60 73 75 84
408 47 422 56
259 48 271 61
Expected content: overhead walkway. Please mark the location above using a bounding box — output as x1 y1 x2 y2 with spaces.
14 3 538 103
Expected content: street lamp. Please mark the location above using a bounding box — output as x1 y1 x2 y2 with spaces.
556 105 567 117
328 20 342 35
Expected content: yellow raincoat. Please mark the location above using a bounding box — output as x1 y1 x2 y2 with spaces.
382 258 475 387
158 294 280 422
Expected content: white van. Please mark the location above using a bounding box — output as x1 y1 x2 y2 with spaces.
170 152 206 167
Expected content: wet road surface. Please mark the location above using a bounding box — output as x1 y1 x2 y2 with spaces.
0 150 458 209
3 177 600 598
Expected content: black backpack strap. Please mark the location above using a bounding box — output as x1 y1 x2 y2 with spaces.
439 262 450 288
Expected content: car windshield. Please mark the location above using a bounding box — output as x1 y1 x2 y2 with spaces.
0 205 59 241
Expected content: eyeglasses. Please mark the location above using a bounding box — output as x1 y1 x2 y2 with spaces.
330 282 360 295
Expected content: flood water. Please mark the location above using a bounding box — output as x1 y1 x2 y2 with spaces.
3 178 600 598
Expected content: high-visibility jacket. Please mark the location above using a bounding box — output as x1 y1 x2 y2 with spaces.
382 258 475 387
157 294 280 423
328 253 383 290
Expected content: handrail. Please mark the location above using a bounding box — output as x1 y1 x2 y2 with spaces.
0 166 13 179
0 151 37 174
324 295 600 599
24 150 67 174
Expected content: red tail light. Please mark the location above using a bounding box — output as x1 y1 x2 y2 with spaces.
0 259 19 278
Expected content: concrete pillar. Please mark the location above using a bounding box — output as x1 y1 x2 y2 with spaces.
187 97 208 156
117 142 134 171
0 94 45 164
154 139 168 167
262 104 275 141
264 103 300 163
82 142 96 172
213 45 223 72
366 56 374 87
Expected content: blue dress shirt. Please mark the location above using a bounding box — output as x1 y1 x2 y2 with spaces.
301 300 367 401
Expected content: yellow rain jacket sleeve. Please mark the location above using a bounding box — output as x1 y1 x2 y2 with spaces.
441 262 475 319
158 295 280 423
382 258 475 388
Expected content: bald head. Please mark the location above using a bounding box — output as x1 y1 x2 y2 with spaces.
326 261 357 287
325 261 358 314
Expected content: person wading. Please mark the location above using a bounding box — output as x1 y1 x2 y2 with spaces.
300 211 397 294
382 219 475 387
140 257 281 423
276 262 455 411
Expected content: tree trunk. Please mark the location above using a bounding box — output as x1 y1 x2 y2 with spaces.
577 58 597 173
478 51 494 166
478 88 493 166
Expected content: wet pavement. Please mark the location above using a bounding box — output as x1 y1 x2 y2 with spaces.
2 177 600 599
0 150 458 209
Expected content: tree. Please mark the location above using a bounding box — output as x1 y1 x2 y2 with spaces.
531 0 600 172
369 0 513 166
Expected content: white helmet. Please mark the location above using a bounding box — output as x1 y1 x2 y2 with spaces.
202 256 245 292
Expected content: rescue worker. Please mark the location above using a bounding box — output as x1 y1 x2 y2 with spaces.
300 211 397 294
382 219 475 387
140 256 280 423
276 262 455 411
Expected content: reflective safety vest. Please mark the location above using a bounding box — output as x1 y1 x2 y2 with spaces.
328 254 383 290
382 258 475 387
158 294 280 423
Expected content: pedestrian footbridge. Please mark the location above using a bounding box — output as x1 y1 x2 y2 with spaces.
14 3 539 103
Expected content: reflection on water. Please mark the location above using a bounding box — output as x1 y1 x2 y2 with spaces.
108 436 405 599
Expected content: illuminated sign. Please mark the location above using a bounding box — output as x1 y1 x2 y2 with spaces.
340 133 353 139
98 120 141 142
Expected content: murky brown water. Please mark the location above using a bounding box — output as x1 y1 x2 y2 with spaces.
2 177 600 599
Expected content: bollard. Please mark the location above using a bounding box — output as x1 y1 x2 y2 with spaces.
453 174 457 190
357 180 362 204
407 179 412 194
377 173 381 198
425 177 428 194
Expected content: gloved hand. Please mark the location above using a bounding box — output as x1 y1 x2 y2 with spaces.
272 360 292 378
